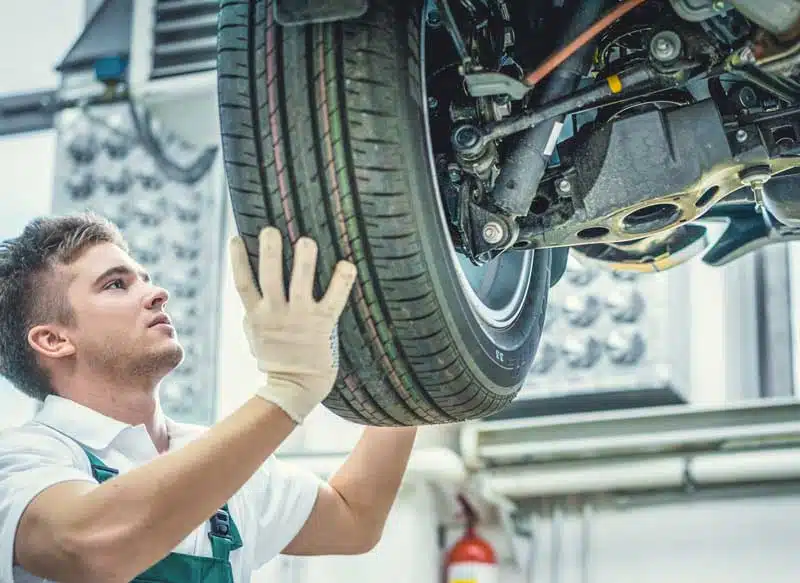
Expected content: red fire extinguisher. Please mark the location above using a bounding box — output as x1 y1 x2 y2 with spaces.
444 495 499 583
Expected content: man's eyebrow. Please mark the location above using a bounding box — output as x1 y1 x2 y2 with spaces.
92 265 151 286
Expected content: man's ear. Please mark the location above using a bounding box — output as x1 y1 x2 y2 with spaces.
27 325 76 360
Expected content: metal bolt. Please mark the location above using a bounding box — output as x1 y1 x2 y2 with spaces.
740 165 772 210
737 86 758 108
712 0 725 10
738 46 756 64
736 129 748 143
426 9 441 27
482 221 505 244
650 31 681 62
448 165 461 183
556 178 572 194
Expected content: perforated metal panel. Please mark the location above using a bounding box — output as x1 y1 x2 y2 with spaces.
51 102 226 424
490 253 695 420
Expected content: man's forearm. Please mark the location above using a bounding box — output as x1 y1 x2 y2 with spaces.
46 397 297 582
328 427 418 541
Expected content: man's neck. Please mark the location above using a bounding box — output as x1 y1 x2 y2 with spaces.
55 372 170 454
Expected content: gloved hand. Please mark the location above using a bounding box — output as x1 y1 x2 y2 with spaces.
229 226 357 423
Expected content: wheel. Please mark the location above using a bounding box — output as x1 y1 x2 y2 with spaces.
216 0 552 425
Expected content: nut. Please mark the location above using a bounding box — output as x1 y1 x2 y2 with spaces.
556 178 572 194
482 221 505 244
650 31 681 62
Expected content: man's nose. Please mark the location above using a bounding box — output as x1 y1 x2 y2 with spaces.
146 285 170 309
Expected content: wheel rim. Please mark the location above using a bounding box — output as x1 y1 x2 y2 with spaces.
419 3 535 330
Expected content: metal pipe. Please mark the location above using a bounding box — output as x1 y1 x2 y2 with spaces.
580 503 592 583
490 0 611 216
475 448 800 499
690 448 800 484
758 41 800 74
483 64 659 143
480 457 686 498
458 397 800 468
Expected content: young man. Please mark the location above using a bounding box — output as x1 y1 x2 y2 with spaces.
0 213 417 583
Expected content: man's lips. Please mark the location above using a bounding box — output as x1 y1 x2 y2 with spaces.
148 314 173 328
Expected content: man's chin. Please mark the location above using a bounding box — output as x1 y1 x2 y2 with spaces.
138 343 185 377
161 343 186 370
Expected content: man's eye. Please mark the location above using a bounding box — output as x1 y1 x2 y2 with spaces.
104 279 125 290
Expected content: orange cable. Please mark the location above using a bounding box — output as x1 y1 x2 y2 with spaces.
523 0 649 86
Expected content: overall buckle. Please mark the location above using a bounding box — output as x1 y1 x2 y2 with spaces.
209 509 232 539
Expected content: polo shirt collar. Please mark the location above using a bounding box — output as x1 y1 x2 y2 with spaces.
34 395 147 450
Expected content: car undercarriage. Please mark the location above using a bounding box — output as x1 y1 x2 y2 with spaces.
212 0 800 424
408 0 800 273
277 0 800 273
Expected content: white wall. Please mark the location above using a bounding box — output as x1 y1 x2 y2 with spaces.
0 133 58 428
685 251 761 405
589 496 800 583
244 482 444 583
481 494 800 583
0 0 84 95
0 0 85 428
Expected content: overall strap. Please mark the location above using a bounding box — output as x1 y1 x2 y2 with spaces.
208 504 243 562
82 448 120 483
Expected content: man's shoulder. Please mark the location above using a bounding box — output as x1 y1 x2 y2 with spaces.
0 419 69 447
0 419 86 455
0 420 88 474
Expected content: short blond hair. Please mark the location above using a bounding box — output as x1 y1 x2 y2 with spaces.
0 212 128 400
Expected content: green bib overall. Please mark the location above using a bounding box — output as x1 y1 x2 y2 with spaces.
81 448 243 583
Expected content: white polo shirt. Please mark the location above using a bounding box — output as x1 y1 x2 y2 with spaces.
0 395 322 583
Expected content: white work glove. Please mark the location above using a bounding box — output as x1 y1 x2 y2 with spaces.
229 227 357 424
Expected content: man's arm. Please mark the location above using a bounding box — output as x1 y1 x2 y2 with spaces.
282 426 418 556
14 230 357 583
15 398 297 583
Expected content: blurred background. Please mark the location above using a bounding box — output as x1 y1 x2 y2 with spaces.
3 1 800 582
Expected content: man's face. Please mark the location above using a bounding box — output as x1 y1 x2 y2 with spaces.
58 242 184 382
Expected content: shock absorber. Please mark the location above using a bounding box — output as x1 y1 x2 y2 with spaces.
490 0 609 217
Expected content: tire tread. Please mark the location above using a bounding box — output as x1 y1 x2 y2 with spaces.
217 0 527 425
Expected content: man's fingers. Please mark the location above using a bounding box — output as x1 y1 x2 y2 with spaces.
258 227 287 307
319 260 357 318
289 237 318 304
229 236 261 312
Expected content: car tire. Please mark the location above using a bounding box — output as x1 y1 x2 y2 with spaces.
216 0 552 425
